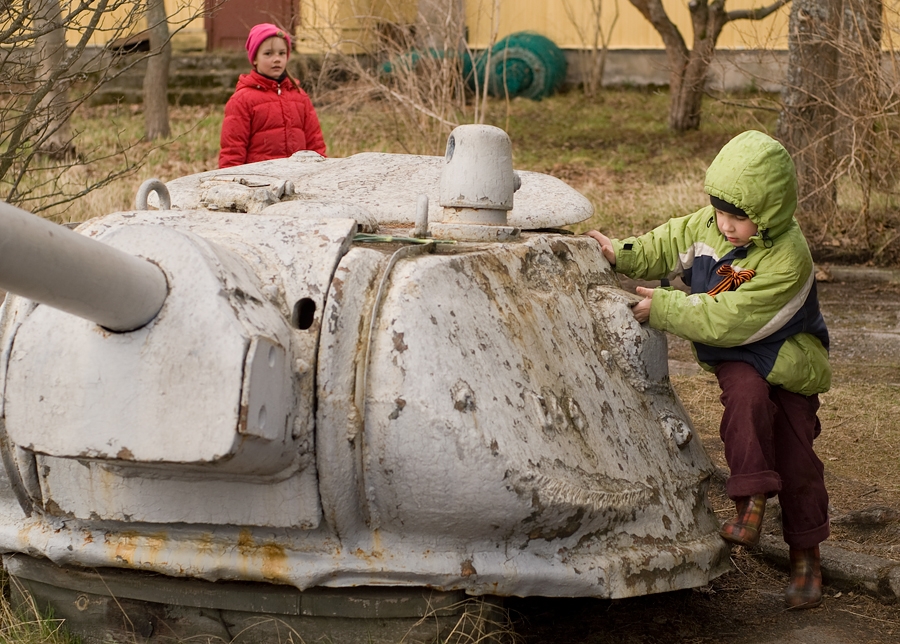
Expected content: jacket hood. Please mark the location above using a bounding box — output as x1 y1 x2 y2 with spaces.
704 130 798 244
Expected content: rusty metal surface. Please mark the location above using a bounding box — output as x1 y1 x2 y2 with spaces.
0 225 730 598
0 140 730 611
4 553 485 644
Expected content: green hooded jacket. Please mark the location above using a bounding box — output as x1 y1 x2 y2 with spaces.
611 130 831 396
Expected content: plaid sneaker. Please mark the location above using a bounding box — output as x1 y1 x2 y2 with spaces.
785 546 823 609
719 494 766 547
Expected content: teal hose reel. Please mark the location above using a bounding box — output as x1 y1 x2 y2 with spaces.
380 31 568 101
470 32 568 100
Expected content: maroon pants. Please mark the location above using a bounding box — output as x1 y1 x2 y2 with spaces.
715 361 830 549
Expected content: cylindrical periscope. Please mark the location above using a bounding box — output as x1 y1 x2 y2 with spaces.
440 124 516 212
0 201 168 331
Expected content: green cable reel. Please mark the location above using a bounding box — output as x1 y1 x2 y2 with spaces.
471 32 568 100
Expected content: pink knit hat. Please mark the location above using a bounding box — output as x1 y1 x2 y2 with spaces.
246 23 292 64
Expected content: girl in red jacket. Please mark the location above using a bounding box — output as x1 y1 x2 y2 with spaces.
218 23 327 168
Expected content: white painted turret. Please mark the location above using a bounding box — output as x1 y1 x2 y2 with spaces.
0 126 730 643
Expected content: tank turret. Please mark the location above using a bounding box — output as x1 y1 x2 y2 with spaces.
0 125 730 643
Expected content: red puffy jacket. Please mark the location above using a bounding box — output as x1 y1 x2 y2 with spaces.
218 71 327 168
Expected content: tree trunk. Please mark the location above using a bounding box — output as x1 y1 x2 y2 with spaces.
667 1 729 131
143 0 171 141
629 0 690 124
32 0 74 158
630 0 790 132
835 0 882 159
777 0 841 229
667 40 716 131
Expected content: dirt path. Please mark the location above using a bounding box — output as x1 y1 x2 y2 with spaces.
511 266 900 644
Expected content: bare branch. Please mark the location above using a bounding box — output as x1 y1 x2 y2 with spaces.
0 0 206 214
727 0 792 23
628 0 689 62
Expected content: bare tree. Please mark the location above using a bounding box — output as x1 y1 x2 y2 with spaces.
778 0 900 258
1 0 116 210
777 0 841 224
562 0 619 97
628 0 790 131
831 0 886 246
0 0 197 214
29 0 73 157
144 0 172 140
835 0 883 159
310 0 472 155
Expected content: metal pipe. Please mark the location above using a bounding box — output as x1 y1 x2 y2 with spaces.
0 201 168 332
413 194 429 238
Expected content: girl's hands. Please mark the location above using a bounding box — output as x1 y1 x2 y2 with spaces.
585 230 616 265
631 286 654 323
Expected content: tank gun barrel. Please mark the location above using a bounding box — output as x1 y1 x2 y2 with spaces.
0 201 167 331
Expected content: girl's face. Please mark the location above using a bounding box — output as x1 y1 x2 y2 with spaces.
716 209 758 247
253 36 288 78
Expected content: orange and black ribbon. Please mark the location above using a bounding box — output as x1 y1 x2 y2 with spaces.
706 264 755 296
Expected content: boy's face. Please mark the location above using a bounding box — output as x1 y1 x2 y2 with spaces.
253 36 288 78
716 209 758 247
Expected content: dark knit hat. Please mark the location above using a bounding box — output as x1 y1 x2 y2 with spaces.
246 23 292 64
710 195 747 217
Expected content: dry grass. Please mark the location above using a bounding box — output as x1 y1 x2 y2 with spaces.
402 597 521 644
30 103 223 224
817 383 900 497
671 325 900 563
16 88 900 268
0 572 76 644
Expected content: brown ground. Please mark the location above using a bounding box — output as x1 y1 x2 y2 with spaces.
509 268 900 644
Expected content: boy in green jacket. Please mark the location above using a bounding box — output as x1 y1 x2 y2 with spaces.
587 130 830 609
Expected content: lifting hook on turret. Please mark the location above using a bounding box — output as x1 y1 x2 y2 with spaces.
135 179 172 210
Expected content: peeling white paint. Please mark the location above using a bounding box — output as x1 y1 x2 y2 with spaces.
0 146 730 602
159 152 593 230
